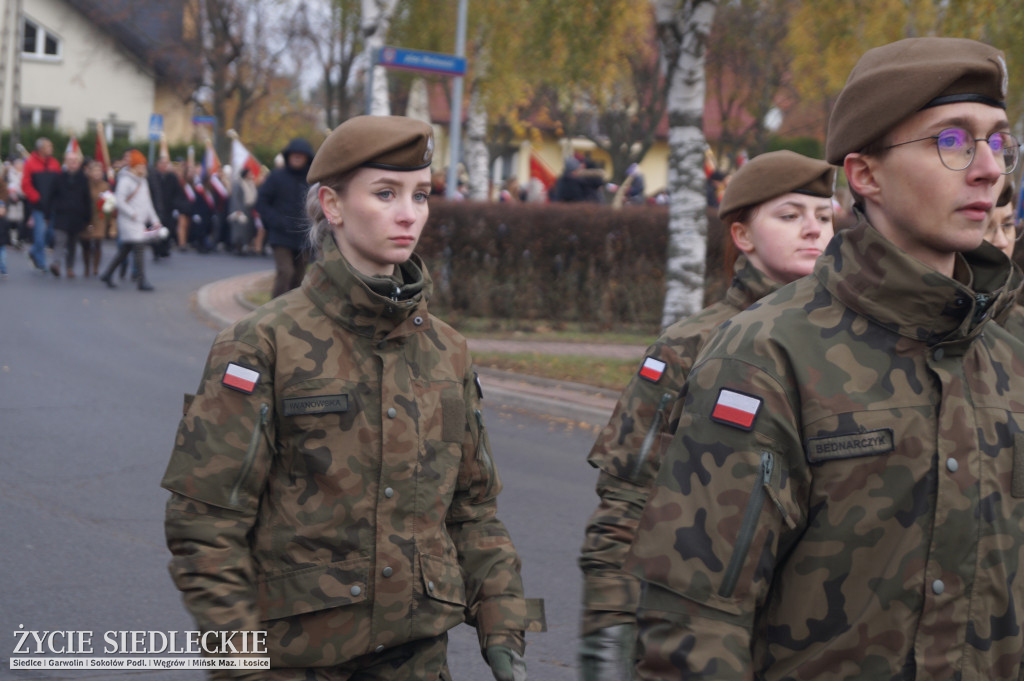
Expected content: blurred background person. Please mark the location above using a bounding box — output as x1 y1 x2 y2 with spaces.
23 137 61 273
256 137 314 297
100 150 162 291
48 149 91 278
227 166 258 255
83 159 115 277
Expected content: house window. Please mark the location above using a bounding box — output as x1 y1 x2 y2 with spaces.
111 122 133 143
18 106 59 129
22 18 61 58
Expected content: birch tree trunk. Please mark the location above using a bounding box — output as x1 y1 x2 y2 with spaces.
361 0 399 116
653 0 717 329
464 89 491 201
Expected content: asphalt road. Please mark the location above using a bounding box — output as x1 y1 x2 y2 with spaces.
0 247 600 680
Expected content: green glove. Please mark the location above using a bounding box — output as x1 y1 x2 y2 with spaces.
485 645 528 681
578 623 636 681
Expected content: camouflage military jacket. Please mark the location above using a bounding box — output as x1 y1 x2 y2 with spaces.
579 255 779 635
630 222 1024 681
162 235 532 669
1001 303 1024 338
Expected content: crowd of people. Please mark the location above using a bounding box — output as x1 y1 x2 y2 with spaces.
1 135 321 295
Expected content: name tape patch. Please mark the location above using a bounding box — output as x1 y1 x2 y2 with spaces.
710 388 762 431
283 394 349 416
639 356 667 383
806 428 894 463
223 363 260 394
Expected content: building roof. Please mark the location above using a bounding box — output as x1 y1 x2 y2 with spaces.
63 0 199 84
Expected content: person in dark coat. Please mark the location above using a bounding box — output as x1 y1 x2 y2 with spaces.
47 151 92 277
257 137 314 297
148 156 186 259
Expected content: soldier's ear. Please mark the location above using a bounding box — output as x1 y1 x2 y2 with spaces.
731 220 755 255
318 185 343 227
844 153 882 205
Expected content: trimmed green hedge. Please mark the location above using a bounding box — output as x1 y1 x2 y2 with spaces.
418 201 679 330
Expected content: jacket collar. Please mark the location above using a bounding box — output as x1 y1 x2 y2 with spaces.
815 221 1022 346
302 233 431 342
725 254 780 310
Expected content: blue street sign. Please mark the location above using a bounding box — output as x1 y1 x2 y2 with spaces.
148 113 164 141
192 115 217 126
377 46 466 76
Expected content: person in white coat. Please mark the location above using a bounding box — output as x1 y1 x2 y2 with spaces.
100 150 163 291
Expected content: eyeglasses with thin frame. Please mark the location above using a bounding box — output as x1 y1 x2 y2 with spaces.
984 215 1024 243
884 128 1020 175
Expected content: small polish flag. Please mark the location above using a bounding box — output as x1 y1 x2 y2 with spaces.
639 356 667 383
223 362 260 394
710 388 762 430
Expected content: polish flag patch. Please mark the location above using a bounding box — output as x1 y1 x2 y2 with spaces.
223 362 260 394
710 388 762 431
639 356 667 383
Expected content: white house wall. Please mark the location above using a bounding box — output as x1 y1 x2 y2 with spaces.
12 0 156 140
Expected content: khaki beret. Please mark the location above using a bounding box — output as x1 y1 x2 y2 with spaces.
826 37 1008 165
718 150 834 218
307 115 434 184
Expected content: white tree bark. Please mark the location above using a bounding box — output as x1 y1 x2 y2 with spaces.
361 0 399 116
654 0 717 329
406 77 431 123
465 89 491 201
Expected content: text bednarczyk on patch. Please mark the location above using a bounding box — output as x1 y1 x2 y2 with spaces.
12 625 268 655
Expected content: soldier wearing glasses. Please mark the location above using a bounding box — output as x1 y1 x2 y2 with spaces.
629 38 1024 680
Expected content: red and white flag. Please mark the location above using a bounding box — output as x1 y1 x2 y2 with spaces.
710 388 762 430
65 136 81 157
223 363 260 394
231 135 262 180
639 356 666 383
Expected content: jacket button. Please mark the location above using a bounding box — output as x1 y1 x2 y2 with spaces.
375 645 384 653
382 567 393 577
946 458 959 473
350 585 362 596
427 581 435 592
934 348 944 361
387 407 397 419
413 316 423 325
384 487 394 498
932 579 945 595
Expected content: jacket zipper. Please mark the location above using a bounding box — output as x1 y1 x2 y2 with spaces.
719 450 773 599
229 402 269 506
631 391 674 480
474 409 496 498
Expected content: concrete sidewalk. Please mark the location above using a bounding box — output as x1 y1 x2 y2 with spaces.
193 270 644 427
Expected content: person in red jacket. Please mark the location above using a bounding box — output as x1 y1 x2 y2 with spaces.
22 137 62 272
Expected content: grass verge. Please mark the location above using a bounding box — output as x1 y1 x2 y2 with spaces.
472 352 636 392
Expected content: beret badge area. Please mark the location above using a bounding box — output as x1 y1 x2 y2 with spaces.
425 135 434 163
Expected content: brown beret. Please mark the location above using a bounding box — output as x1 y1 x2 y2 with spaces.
998 180 1015 208
826 37 1008 165
718 150 835 218
307 115 434 184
